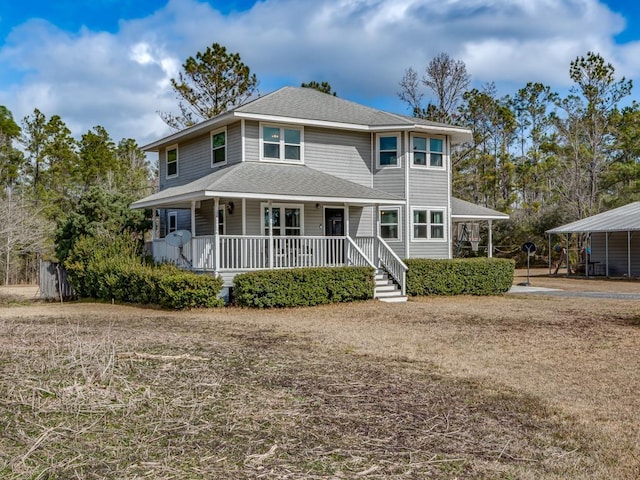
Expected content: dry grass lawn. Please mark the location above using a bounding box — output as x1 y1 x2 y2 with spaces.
1 273 639 478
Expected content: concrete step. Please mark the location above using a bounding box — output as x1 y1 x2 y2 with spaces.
378 295 408 303
375 284 399 292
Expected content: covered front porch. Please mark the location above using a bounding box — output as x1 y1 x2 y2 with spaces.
131 162 408 295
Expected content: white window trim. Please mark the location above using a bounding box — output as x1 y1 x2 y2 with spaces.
211 127 227 168
378 206 401 242
260 202 305 236
376 133 401 169
409 134 447 170
410 206 447 242
166 144 178 179
259 123 304 163
167 210 178 235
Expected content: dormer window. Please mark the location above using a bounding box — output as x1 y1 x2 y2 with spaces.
261 124 303 162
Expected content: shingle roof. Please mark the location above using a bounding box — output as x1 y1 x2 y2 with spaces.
131 162 404 209
237 87 453 128
451 197 509 220
143 86 472 151
546 202 640 234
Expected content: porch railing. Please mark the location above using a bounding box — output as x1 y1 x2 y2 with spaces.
354 236 408 295
152 234 407 294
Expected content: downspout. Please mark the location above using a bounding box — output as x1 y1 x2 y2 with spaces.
447 135 452 259
404 130 410 259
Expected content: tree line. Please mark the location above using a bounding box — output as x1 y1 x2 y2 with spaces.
1 42 635 283
0 107 153 283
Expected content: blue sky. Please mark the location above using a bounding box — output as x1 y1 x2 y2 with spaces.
1 0 640 147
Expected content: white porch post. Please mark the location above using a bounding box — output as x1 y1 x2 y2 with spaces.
268 200 273 269
190 201 196 235
241 198 246 235
214 197 220 271
344 203 350 237
151 208 157 241
488 219 493 258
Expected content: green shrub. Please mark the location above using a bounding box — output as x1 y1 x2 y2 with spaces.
234 266 374 308
405 258 514 296
64 233 223 309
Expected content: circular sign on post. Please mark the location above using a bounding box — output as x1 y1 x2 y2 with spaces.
521 242 536 255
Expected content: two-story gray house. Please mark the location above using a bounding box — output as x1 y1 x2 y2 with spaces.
132 87 507 301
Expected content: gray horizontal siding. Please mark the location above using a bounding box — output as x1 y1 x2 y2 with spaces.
408 242 450 259
408 170 449 206
159 122 243 190
304 127 372 186
244 121 260 162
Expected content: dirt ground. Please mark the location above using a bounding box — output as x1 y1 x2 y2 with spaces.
1 273 640 478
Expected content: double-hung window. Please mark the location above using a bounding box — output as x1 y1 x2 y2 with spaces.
211 129 226 166
166 145 178 178
412 208 446 240
379 208 400 240
412 135 445 168
378 134 399 167
262 125 302 162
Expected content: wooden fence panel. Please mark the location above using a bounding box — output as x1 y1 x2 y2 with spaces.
39 261 74 300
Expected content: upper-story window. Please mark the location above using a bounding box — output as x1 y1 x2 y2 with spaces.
412 135 445 169
261 124 303 162
377 134 400 168
166 145 178 178
211 128 226 167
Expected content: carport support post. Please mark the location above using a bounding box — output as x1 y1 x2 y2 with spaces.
548 234 552 275
606 232 609 276
566 233 570 276
628 230 632 278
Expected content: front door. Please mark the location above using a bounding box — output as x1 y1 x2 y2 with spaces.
324 208 345 264
324 208 345 236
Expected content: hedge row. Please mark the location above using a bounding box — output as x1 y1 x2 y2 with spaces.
65 235 224 309
233 266 374 308
405 258 515 296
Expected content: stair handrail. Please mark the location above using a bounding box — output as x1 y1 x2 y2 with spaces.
375 235 408 296
346 236 377 269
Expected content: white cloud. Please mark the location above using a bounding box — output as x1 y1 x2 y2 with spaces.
0 0 636 147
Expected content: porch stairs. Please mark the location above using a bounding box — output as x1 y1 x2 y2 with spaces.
374 269 407 303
